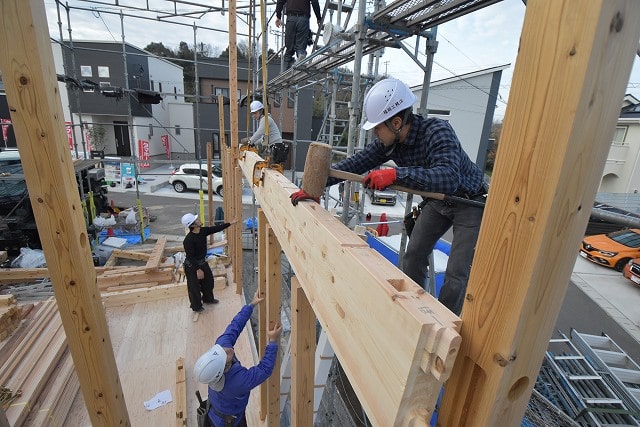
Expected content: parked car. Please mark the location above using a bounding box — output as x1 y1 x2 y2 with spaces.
367 188 397 206
579 228 640 271
622 258 640 286
169 163 223 196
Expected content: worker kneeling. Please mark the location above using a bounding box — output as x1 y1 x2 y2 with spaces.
194 292 283 426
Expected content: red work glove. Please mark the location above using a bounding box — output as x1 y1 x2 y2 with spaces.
290 189 320 206
363 168 396 190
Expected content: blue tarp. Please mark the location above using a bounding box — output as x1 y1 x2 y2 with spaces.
98 227 151 245
365 234 450 298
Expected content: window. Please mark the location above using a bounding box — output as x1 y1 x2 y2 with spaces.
151 80 155 91
149 124 153 136
613 126 627 143
174 87 178 100
159 82 163 93
215 87 229 97
99 82 111 88
175 125 181 135
80 66 92 77
98 66 110 78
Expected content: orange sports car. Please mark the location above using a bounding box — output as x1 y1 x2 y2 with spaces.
579 228 640 271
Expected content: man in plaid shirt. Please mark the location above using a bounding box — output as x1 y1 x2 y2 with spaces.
291 78 486 315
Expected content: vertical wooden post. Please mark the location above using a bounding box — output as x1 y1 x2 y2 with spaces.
264 225 282 425
257 209 269 417
439 1 640 425
291 276 315 426
227 0 243 294
0 1 130 425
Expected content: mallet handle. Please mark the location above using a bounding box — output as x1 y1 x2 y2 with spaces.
329 169 485 208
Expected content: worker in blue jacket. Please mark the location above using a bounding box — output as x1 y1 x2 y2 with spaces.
194 292 283 426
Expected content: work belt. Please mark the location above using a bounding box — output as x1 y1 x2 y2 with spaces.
211 406 240 427
184 258 207 268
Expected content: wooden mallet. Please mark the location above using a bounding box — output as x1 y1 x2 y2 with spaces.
300 142 486 208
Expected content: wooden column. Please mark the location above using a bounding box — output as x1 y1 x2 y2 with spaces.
263 225 282 425
227 0 243 294
291 276 315 426
0 1 129 425
439 1 640 426
257 209 269 417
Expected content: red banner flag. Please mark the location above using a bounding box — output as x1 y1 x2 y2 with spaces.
2 118 12 145
161 134 171 159
138 139 150 168
65 122 74 151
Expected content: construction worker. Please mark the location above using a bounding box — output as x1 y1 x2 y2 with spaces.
274 0 322 69
290 78 487 316
181 213 235 313
242 100 289 166
194 291 283 426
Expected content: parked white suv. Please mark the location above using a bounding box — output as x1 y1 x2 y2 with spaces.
169 163 224 196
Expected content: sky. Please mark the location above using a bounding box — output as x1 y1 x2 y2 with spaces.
44 0 640 121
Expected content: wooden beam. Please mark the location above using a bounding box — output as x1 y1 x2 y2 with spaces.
145 236 167 272
291 276 315 426
439 1 640 426
0 1 129 425
100 283 186 308
238 152 461 426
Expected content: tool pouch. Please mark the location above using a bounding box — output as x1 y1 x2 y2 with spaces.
196 391 212 427
404 199 427 238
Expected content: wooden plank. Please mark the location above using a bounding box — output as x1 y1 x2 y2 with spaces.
175 357 187 426
110 249 152 261
238 152 461 426
0 295 16 306
438 1 640 426
145 236 167 272
100 283 186 308
0 3 128 423
290 277 315 426
97 269 174 289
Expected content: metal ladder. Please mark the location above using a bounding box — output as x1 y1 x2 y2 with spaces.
571 329 640 423
542 332 639 426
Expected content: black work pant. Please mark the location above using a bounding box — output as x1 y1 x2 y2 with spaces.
185 263 215 311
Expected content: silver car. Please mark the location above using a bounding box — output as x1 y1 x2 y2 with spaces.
169 163 224 196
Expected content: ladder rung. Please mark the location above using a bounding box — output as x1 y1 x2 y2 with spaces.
567 375 602 380
554 355 584 360
583 397 623 405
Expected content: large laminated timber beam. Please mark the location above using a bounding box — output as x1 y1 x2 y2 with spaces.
0 1 129 425
239 152 461 426
440 1 640 426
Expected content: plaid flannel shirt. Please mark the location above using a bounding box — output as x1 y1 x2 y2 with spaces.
329 114 484 196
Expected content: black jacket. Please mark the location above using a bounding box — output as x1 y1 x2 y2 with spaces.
275 0 321 21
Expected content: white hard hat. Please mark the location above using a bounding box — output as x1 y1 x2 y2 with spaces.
362 78 416 130
181 213 198 228
194 344 227 391
250 100 264 113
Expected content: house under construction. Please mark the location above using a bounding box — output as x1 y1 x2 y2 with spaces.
1 0 640 426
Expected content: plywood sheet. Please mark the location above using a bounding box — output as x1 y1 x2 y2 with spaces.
66 284 262 426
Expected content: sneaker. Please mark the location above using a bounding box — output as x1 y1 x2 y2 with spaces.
194 307 205 312
204 299 219 305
